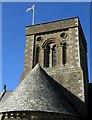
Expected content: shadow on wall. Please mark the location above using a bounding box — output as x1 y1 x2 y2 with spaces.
87 83 92 120
48 75 87 120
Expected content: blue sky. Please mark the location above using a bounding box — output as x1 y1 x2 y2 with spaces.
1 2 91 92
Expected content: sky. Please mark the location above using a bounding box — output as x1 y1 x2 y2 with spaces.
0 2 91 92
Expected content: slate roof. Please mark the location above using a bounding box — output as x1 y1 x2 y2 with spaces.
0 64 78 117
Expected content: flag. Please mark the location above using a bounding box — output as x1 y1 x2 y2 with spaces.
26 4 35 25
26 5 34 12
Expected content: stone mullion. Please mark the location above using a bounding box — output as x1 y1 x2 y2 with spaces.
50 47 53 67
40 48 44 67
44 47 46 67
38 47 40 64
61 45 63 66
57 45 61 66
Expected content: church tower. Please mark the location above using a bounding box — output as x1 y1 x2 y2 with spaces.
0 17 89 120
21 17 88 104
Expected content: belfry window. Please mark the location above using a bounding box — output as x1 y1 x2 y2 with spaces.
35 46 40 65
44 46 50 67
62 43 67 65
52 45 57 67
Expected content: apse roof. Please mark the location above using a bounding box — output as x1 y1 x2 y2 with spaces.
0 64 78 117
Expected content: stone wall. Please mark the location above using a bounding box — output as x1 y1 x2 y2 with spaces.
26 17 78 35
44 67 84 101
20 17 86 102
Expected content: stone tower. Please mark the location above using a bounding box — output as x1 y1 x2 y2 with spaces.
21 17 88 103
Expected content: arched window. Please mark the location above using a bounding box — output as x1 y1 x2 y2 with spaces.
52 45 57 67
35 46 40 65
44 46 50 67
62 43 67 65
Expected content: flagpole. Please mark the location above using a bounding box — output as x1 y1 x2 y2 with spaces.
26 4 35 25
32 5 35 25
